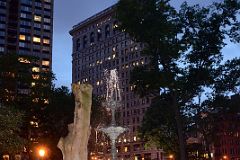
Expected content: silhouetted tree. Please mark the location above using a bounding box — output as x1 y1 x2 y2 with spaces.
117 0 240 159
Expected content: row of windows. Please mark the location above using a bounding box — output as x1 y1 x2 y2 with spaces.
19 35 50 44
21 13 51 23
18 57 50 67
20 20 51 31
75 22 119 51
21 1 51 10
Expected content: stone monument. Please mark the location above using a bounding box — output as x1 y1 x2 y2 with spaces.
58 82 93 160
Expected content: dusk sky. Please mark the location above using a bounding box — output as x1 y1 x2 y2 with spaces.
53 0 239 88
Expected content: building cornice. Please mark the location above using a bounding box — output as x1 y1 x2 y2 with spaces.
69 4 116 36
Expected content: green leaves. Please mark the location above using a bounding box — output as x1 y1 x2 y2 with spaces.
0 106 26 154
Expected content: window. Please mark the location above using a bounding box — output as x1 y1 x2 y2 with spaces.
97 28 102 41
42 60 50 66
33 37 41 43
113 21 118 34
19 42 26 47
105 24 110 38
43 39 50 44
90 32 95 43
34 23 41 28
0 47 4 52
34 15 42 22
43 25 51 30
32 67 40 72
44 18 51 23
76 38 80 51
44 4 51 9
83 35 87 48
32 74 40 80
18 57 30 63
20 13 27 18
19 35 26 40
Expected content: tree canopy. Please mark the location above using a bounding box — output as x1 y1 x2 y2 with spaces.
117 0 240 159
0 105 26 155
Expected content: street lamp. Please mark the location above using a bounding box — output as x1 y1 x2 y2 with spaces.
38 148 46 159
169 154 174 160
223 155 228 160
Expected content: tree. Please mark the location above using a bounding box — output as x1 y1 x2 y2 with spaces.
116 0 240 159
40 86 109 159
0 105 26 156
0 53 55 156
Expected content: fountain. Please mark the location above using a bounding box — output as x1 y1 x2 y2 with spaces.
99 69 127 160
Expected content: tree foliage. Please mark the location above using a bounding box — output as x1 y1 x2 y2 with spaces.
117 0 240 159
0 105 26 155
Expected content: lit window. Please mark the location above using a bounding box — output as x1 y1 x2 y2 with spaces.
124 147 128 152
32 67 40 72
43 39 50 44
44 99 49 104
42 60 50 66
18 57 30 63
133 136 137 141
32 74 40 80
33 37 41 43
112 54 116 59
34 15 42 22
32 98 39 102
96 81 100 86
31 82 36 87
19 35 26 40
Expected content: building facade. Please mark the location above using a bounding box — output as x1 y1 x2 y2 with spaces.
70 5 163 160
0 0 53 70
214 113 240 160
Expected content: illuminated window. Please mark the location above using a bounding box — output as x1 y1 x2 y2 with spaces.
32 74 40 80
31 82 36 87
33 37 41 43
32 98 39 102
18 57 30 63
96 81 100 86
133 136 137 141
19 35 26 40
42 60 50 66
43 39 50 44
34 15 42 22
44 99 49 104
32 67 40 72
124 147 128 152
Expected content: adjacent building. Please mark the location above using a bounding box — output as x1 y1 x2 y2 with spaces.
0 0 53 70
70 5 163 160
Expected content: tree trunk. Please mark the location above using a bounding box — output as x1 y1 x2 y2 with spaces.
172 93 188 160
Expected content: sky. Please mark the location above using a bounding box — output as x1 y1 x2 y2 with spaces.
53 0 240 88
